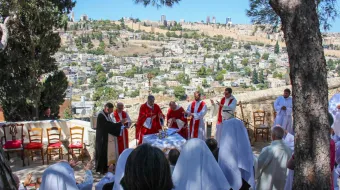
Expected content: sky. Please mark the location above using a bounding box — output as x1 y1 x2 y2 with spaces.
73 0 340 32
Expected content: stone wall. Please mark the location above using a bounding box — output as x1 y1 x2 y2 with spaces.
122 77 340 145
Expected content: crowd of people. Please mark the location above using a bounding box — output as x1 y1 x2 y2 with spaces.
11 89 340 190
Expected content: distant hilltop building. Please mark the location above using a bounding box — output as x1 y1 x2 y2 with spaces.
226 17 232 25
206 16 210 24
180 19 185 24
212 16 216 24
161 15 166 26
80 14 88 21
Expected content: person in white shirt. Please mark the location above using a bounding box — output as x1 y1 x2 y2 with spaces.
185 91 207 140
274 89 293 134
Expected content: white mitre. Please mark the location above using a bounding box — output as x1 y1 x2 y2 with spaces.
222 105 234 120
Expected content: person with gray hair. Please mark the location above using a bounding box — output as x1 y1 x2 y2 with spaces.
256 127 292 190
136 94 164 144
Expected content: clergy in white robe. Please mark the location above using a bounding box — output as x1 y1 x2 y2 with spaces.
211 88 237 145
256 127 292 190
172 138 231 190
283 132 295 190
274 89 293 134
218 114 255 190
186 91 207 140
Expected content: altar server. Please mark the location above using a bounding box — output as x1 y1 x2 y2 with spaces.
274 89 293 134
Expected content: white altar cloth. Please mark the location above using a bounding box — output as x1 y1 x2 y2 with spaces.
143 128 186 151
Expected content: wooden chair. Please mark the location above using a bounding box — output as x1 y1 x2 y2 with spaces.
253 110 270 141
0 123 25 166
46 127 63 164
25 128 44 165
68 126 84 162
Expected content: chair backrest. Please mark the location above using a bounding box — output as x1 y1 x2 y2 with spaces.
47 127 61 145
1 123 25 143
253 110 266 126
28 128 43 143
70 126 84 145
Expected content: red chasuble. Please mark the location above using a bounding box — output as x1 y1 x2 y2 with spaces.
166 106 188 139
217 97 235 124
113 110 129 155
189 101 206 138
136 103 164 144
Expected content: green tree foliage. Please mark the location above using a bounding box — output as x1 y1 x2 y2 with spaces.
252 69 259 84
262 53 269 60
125 67 138 78
274 41 280 54
174 86 186 100
95 63 104 73
87 40 94 49
202 79 209 88
259 69 265 84
39 71 68 118
241 58 249 66
93 87 119 108
130 89 140 98
63 106 73 119
176 73 190 85
0 0 74 121
244 67 252 77
215 70 227 81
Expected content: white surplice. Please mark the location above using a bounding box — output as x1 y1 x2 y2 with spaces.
172 139 231 190
113 148 133 190
283 133 295 190
186 100 207 140
274 96 293 134
218 118 255 190
256 140 292 190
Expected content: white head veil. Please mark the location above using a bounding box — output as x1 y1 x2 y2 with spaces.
172 138 231 190
40 162 78 190
218 118 255 190
113 148 133 190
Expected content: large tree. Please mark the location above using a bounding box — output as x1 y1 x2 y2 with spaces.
0 1 75 189
0 0 75 121
134 0 338 188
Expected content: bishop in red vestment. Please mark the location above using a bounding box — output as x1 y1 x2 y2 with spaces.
113 102 131 155
136 95 164 144
166 101 188 139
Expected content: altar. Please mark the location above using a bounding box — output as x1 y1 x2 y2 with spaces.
143 128 187 152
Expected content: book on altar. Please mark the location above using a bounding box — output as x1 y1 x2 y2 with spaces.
176 119 185 130
143 117 152 129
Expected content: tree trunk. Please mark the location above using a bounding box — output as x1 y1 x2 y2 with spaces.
270 0 331 189
0 147 17 190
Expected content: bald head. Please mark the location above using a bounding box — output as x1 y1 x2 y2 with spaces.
117 102 124 112
272 127 285 140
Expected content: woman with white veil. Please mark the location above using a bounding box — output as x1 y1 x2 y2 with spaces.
172 138 230 190
113 148 133 190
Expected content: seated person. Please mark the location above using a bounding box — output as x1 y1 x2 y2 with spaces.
40 107 55 120
40 160 93 190
168 149 180 174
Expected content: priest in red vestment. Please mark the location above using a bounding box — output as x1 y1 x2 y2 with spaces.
166 101 188 139
112 102 131 155
185 91 207 140
136 95 165 144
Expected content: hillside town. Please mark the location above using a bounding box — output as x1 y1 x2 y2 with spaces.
53 15 340 118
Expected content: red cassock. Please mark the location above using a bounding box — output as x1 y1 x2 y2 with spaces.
166 107 188 139
217 97 235 124
113 111 129 155
136 103 164 144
